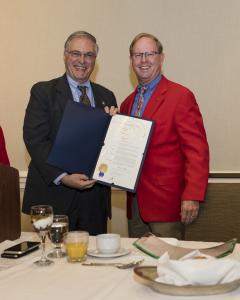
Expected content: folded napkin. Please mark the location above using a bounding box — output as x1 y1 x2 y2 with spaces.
133 232 237 259
156 251 240 286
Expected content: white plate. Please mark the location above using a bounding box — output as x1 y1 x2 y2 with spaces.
87 248 130 258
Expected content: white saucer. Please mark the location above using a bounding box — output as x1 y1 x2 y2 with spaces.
87 248 130 258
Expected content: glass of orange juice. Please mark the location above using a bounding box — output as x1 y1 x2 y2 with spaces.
64 231 89 262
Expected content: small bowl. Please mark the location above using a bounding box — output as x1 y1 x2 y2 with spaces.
96 233 120 254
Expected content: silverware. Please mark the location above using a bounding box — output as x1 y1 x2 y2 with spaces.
82 259 144 269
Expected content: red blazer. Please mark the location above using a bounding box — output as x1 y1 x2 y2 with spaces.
0 127 10 166
120 76 209 222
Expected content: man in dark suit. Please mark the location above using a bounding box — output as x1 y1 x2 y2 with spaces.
22 31 117 235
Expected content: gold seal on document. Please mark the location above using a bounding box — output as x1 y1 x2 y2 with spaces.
98 163 108 177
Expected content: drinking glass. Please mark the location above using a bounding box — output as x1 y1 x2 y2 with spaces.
48 215 69 258
64 231 89 263
30 205 54 266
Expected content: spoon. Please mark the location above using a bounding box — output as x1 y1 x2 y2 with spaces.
82 259 144 269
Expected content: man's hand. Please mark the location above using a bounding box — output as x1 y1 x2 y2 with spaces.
61 174 96 190
181 200 199 224
104 106 119 116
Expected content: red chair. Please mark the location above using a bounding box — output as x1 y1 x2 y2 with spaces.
0 126 10 166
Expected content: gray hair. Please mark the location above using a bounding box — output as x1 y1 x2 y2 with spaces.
64 31 99 54
129 33 163 56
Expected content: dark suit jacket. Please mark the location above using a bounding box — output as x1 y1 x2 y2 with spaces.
121 76 209 222
22 75 117 226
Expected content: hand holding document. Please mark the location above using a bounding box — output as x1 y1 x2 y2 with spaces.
48 101 154 192
61 174 96 190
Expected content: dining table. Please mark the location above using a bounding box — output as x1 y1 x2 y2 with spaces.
0 232 240 300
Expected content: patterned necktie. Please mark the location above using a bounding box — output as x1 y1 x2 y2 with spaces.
135 86 147 117
78 86 91 106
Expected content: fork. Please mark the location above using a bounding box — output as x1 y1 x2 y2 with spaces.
82 259 144 269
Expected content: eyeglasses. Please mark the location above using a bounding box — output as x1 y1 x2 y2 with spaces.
132 51 160 60
65 50 96 60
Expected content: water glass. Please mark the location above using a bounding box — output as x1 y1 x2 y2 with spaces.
48 215 69 258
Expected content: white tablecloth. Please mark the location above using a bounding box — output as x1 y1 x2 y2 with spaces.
0 233 240 300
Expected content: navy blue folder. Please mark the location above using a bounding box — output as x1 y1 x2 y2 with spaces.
48 101 111 177
48 100 154 192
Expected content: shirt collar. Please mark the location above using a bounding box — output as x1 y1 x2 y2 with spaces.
138 74 161 92
66 74 91 89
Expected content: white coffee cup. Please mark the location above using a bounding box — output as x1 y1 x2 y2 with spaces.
96 233 120 254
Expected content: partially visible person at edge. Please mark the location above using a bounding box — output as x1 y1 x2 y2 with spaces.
0 126 10 165
120 33 209 239
22 31 117 235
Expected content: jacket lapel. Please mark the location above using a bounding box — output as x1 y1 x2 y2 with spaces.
91 83 106 109
142 75 168 119
125 89 138 115
55 74 74 113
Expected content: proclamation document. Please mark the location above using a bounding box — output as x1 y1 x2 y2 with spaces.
48 101 154 192
92 114 154 192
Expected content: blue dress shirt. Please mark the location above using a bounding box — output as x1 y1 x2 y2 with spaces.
131 75 161 116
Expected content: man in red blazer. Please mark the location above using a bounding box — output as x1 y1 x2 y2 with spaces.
120 33 209 239
0 126 10 166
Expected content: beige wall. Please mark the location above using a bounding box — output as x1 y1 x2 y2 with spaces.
1 0 240 173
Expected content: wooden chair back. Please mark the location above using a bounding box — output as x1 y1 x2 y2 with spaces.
0 164 21 242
